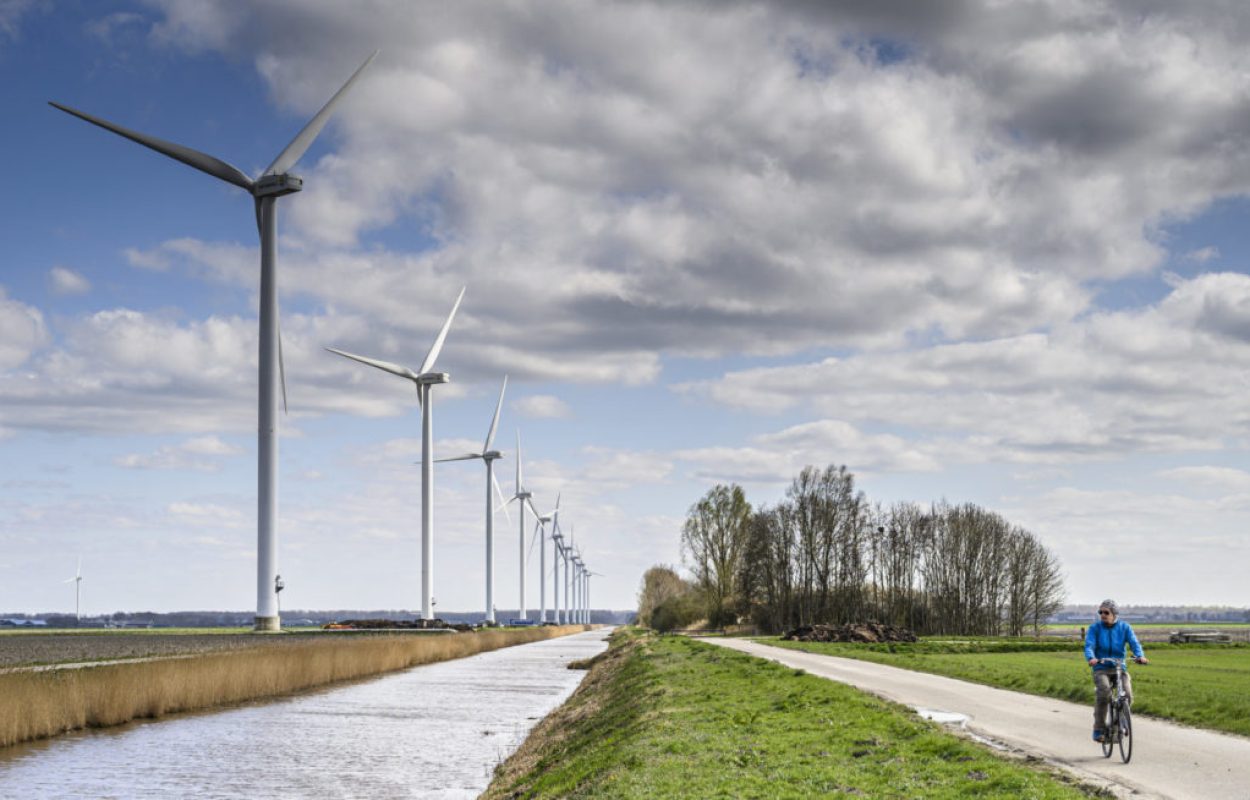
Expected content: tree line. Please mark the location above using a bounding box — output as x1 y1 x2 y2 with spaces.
638 464 1065 636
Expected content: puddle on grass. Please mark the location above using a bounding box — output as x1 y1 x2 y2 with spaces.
0 629 610 799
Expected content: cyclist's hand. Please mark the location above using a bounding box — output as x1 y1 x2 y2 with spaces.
1088 658 1098 666
1135 656 1149 665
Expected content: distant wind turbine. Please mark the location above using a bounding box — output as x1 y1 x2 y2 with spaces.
51 52 379 631
506 431 534 622
327 286 466 620
62 558 82 625
527 493 558 623
547 505 567 625
437 376 511 624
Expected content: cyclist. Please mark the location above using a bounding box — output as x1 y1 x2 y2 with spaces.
1084 599 1148 742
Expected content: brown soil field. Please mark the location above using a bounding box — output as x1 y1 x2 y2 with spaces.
0 633 333 669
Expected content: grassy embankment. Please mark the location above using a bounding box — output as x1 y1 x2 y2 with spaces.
767 638 1250 737
484 629 1106 799
0 625 589 748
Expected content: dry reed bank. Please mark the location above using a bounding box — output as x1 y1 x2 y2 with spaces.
0 625 591 748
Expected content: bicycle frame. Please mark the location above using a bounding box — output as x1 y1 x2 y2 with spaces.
1099 657 1133 763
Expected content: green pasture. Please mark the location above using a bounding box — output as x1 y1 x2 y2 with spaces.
767 638 1250 737
485 629 1104 799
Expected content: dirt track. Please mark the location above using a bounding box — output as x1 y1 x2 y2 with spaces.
706 638 1250 800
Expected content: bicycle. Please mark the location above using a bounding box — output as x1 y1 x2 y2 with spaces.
1098 658 1135 763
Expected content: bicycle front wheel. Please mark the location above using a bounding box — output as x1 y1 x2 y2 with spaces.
1101 708 1115 758
1118 706 1132 763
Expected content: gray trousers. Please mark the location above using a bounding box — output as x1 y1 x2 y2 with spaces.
1093 669 1133 730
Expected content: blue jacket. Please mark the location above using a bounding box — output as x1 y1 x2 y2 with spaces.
1084 619 1143 671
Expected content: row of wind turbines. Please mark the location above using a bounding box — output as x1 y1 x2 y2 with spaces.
50 51 598 630
326 289 599 627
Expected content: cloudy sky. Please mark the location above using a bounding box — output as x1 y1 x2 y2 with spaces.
2 0 1249 616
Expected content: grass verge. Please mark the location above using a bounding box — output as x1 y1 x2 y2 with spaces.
767 638 1250 737
0 625 589 748
483 629 1107 799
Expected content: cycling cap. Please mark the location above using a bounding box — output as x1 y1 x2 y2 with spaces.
1099 599 1118 615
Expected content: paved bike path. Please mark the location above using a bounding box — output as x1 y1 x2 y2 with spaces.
704 638 1250 800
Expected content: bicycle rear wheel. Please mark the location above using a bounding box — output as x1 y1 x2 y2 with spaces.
1118 706 1132 763
1101 707 1115 758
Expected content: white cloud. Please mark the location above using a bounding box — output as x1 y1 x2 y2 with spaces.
679 272 1250 464
116 436 244 471
84 11 146 46
0 288 46 370
1184 246 1220 264
513 395 571 419
579 446 673 490
1156 465 1250 493
675 419 941 486
0 0 37 42
136 0 1250 364
49 267 91 296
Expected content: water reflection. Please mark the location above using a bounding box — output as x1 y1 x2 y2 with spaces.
0 629 610 799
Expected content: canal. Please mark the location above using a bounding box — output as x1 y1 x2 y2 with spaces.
0 628 610 799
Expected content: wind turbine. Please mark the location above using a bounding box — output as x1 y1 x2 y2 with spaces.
527 493 557 623
551 510 569 624
326 286 465 620
573 553 585 624
437 377 510 624
52 53 379 632
63 558 82 625
567 527 575 627
585 569 603 625
505 431 533 622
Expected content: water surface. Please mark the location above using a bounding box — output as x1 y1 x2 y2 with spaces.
0 628 610 799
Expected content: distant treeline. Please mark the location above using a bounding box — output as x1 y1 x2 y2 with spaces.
638 464 1065 636
2 609 635 628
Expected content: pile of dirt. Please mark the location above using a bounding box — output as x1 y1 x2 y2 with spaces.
782 622 918 643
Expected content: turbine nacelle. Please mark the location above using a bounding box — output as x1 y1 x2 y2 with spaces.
417 372 450 386
253 173 303 197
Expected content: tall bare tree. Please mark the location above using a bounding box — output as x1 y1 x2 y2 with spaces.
682 484 752 626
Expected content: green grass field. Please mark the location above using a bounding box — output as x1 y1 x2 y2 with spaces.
767 638 1250 737
484 630 1106 799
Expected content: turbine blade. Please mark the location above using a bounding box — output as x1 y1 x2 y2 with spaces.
49 102 254 191
325 347 418 380
528 520 542 562
419 286 465 375
264 51 379 176
515 430 522 492
254 197 263 237
433 453 482 463
526 496 541 519
483 376 507 452
493 473 512 526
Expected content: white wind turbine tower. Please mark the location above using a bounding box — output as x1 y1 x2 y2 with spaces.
585 569 603 625
565 526 577 625
505 432 533 621
52 53 378 632
437 377 511 624
326 286 465 620
63 558 82 625
573 553 585 623
526 493 558 623
551 512 571 624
